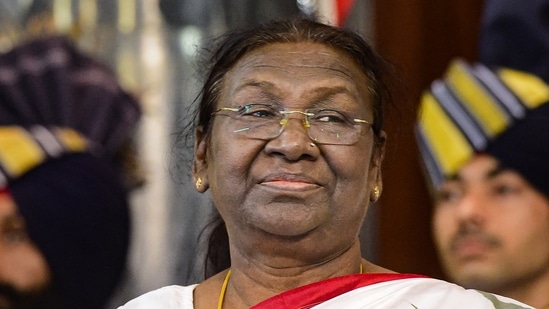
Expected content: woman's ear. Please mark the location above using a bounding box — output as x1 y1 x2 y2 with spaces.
370 131 386 202
193 126 209 193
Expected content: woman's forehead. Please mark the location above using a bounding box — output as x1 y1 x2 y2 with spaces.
232 42 367 79
221 42 372 105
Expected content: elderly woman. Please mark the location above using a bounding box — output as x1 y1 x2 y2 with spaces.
121 17 531 308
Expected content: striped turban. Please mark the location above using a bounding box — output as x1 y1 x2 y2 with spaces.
0 36 141 308
416 59 549 197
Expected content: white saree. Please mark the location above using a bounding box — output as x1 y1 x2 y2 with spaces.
119 273 532 309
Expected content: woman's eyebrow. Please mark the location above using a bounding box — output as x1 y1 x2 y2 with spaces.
310 86 353 96
235 81 354 95
232 81 360 110
233 80 278 94
231 80 282 102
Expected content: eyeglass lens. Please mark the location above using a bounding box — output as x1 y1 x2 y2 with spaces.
215 104 368 145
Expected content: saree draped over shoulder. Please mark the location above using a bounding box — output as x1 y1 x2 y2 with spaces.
119 273 532 308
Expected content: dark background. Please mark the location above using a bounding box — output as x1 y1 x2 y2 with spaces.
373 0 484 279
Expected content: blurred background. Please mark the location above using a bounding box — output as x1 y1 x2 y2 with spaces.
0 0 484 305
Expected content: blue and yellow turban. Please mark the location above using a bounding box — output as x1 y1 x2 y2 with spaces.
416 59 549 197
0 36 141 308
0 124 132 309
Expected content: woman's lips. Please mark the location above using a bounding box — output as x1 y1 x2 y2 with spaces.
261 179 319 191
260 174 321 191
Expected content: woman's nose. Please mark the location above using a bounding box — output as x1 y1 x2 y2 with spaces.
264 117 318 161
278 113 310 133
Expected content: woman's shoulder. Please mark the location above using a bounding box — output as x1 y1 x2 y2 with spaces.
118 284 199 309
312 276 533 308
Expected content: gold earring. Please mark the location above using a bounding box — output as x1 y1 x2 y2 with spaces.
373 186 380 200
195 177 202 190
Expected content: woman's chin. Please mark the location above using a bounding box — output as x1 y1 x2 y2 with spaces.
249 216 322 238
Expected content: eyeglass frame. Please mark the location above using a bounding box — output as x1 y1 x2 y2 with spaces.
211 103 372 145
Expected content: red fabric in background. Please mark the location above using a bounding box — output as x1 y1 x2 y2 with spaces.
336 0 355 26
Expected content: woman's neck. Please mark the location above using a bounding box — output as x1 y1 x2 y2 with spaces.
215 241 391 308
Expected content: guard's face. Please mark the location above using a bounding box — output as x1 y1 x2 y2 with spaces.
432 154 549 293
194 42 385 263
0 192 51 308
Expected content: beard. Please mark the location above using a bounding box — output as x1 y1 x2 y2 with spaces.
0 282 68 309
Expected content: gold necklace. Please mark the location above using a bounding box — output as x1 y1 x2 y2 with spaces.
217 264 362 309
217 269 231 309
217 269 232 309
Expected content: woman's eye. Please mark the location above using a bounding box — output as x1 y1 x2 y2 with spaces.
250 110 276 118
240 105 277 118
314 111 347 123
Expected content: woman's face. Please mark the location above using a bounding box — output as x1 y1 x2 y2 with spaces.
194 42 384 258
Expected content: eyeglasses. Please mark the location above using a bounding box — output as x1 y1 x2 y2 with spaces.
211 103 372 145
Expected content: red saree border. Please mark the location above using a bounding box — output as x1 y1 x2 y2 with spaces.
251 272 428 309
